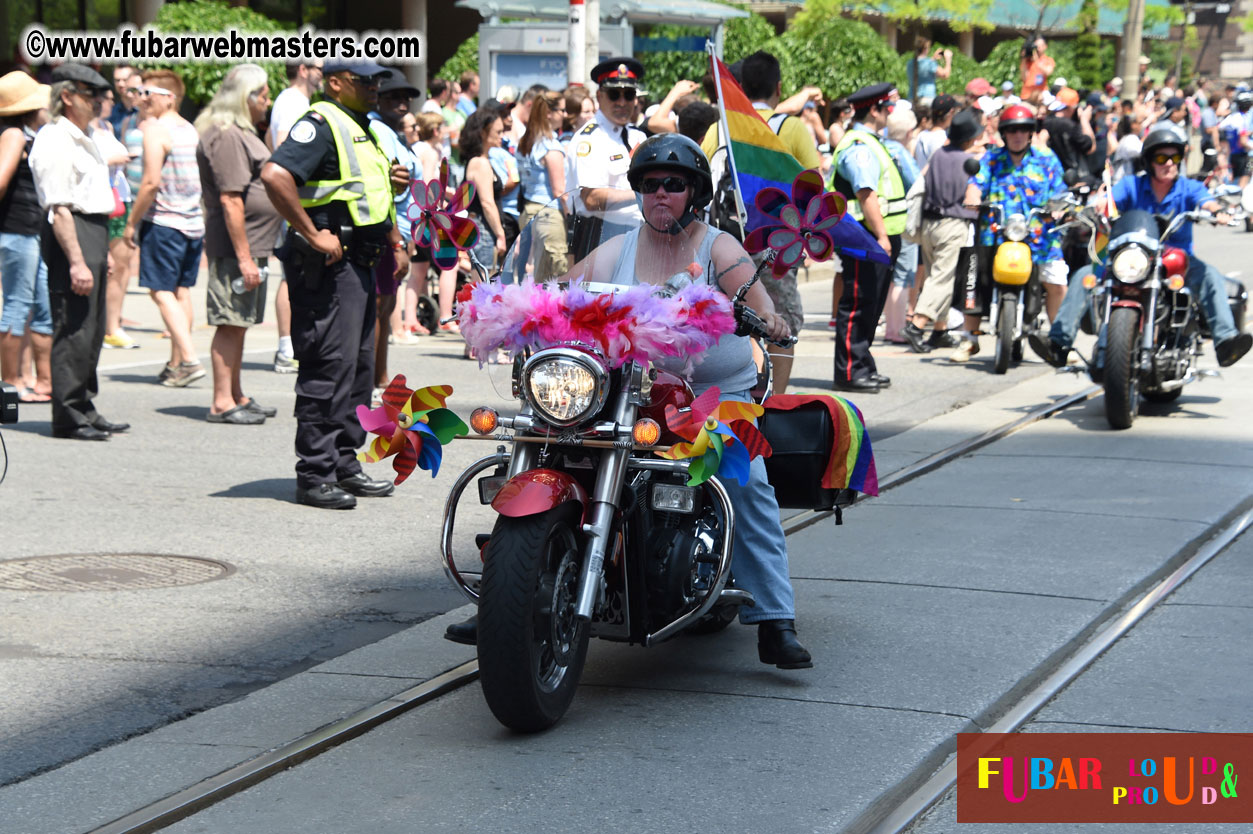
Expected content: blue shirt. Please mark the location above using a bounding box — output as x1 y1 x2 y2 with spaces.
884 138 920 191
456 95 477 118
835 124 884 194
973 144 1067 261
517 135 562 206
908 56 938 101
368 113 418 238
1111 173 1211 255
488 146 520 218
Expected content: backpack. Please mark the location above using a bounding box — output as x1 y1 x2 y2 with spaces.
709 112 792 242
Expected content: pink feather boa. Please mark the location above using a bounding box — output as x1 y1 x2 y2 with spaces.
457 280 736 368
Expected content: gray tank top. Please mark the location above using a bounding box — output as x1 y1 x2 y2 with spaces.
608 225 758 395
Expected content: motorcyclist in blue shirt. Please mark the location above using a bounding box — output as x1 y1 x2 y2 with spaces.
1030 123 1252 368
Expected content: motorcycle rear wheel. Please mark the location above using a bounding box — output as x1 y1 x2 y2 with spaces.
993 295 1016 375
1104 306 1140 430
478 504 590 732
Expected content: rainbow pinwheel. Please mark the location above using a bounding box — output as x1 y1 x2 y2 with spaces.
356 375 468 484
406 159 478 270
743 169 847 278
657 387 772 486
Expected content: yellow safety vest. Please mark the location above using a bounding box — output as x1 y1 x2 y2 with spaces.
298 101 394 226
831 128 908 236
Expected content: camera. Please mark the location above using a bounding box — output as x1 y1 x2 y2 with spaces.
1022 38 1037 60
1 381 18 424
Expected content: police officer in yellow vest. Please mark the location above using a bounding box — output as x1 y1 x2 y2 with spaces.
829 83 907 393
263 61 411 509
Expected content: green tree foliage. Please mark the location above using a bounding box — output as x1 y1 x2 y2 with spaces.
1073 0 1103 89
771 3 906 101
842 0 997 32
141 0 287 105
636 8 776 96
435 34 479 84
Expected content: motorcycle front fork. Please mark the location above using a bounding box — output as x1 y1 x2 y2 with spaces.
573 397 636 622
989 287 1025 336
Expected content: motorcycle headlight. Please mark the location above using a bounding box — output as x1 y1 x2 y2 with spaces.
1004 213 1029 242
522 350 608 427
1111 245 1152 284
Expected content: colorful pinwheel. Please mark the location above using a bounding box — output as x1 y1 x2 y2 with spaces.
657 387 772 486
356 375 468 484
743 169 847 278
406 159 479 270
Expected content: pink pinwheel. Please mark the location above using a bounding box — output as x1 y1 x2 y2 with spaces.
406 159 479 270
356 375 468 484
743 169 846 278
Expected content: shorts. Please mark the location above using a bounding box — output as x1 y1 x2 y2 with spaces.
138 221 203 292
206 256 267 327
751 251 804 337
1040 258 1068 287
108 202 131 241
1231 153 1249 179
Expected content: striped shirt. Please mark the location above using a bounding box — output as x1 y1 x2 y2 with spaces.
146 117 204 237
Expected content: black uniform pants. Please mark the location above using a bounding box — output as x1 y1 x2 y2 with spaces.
290 256 376 488
43 213 109 432
834 232 900 384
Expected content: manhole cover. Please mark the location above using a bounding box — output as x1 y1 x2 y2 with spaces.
0 554 232 592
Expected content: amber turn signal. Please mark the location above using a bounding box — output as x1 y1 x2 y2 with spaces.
632 418 661 446
470 407 498 435
1082 274 1098 290
1166 275 1186 291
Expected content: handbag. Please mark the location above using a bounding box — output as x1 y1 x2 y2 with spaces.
902 164 928 245
109 186 125 219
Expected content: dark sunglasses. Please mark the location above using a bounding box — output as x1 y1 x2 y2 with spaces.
639 175 690 195
342 73 379 88
603 87 636 103
1152 152 1183 166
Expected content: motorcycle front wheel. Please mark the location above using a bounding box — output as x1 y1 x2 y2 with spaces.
993 295 1016 375
478 504 590 732
1104 306 1141 430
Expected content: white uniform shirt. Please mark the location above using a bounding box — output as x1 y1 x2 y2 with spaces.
568 109 644 226
28 116 115 216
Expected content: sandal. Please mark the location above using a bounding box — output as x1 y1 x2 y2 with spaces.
206 403 265 424
18 387 51 403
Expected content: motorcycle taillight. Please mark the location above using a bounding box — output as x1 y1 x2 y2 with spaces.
1161 246 1188 280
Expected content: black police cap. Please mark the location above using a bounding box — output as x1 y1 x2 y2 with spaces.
50 63 110 90
848 82 896 111
591 57 644 87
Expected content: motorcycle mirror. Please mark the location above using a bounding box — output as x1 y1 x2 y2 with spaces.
962 157 981 177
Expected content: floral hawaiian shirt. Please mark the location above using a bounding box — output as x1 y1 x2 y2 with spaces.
973 144 1067 262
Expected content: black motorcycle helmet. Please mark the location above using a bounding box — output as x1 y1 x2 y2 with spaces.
627 133 714 235
1140 122 1188 169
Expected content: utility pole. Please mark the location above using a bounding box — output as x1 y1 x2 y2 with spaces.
1121 0 1146 96
585 0 600 87
569 0 586 87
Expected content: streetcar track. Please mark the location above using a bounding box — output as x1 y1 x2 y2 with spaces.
97 380 1225 834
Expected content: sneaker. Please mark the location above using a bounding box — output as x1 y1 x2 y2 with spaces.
274 352 299 374
157 363 177 383
949 336 981 363
389 332 421 346
928 330 960 349
103 330 139 350
161 361 206 388
900 321 933 353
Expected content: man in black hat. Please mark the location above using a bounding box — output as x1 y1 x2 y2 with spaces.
262 61 410 509
566 57 647 260
28 64 129 440
829 82 907 392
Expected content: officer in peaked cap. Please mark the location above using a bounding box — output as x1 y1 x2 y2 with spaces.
828 82 907 393
566 57 647 259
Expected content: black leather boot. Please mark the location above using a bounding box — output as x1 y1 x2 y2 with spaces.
444 614 478 646
757 619 813 669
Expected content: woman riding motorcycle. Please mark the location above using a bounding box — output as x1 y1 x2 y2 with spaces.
447 134 814 669
1030 123 1252 368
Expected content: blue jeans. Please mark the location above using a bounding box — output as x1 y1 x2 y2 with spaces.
710 389 797 624
1050 256 1238 348
892 240 919 288
0 232 52 336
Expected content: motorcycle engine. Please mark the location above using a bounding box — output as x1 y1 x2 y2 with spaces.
644 508 722 621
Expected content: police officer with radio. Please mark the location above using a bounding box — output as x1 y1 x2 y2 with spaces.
262 61 411 509
829 83 907 392
567 57 647 259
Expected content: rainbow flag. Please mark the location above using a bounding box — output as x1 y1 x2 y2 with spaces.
762 394 878 497
708 50 890 265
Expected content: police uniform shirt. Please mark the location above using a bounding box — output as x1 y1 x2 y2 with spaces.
268 101 390 238
568 109 645 226
835 123 885 195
